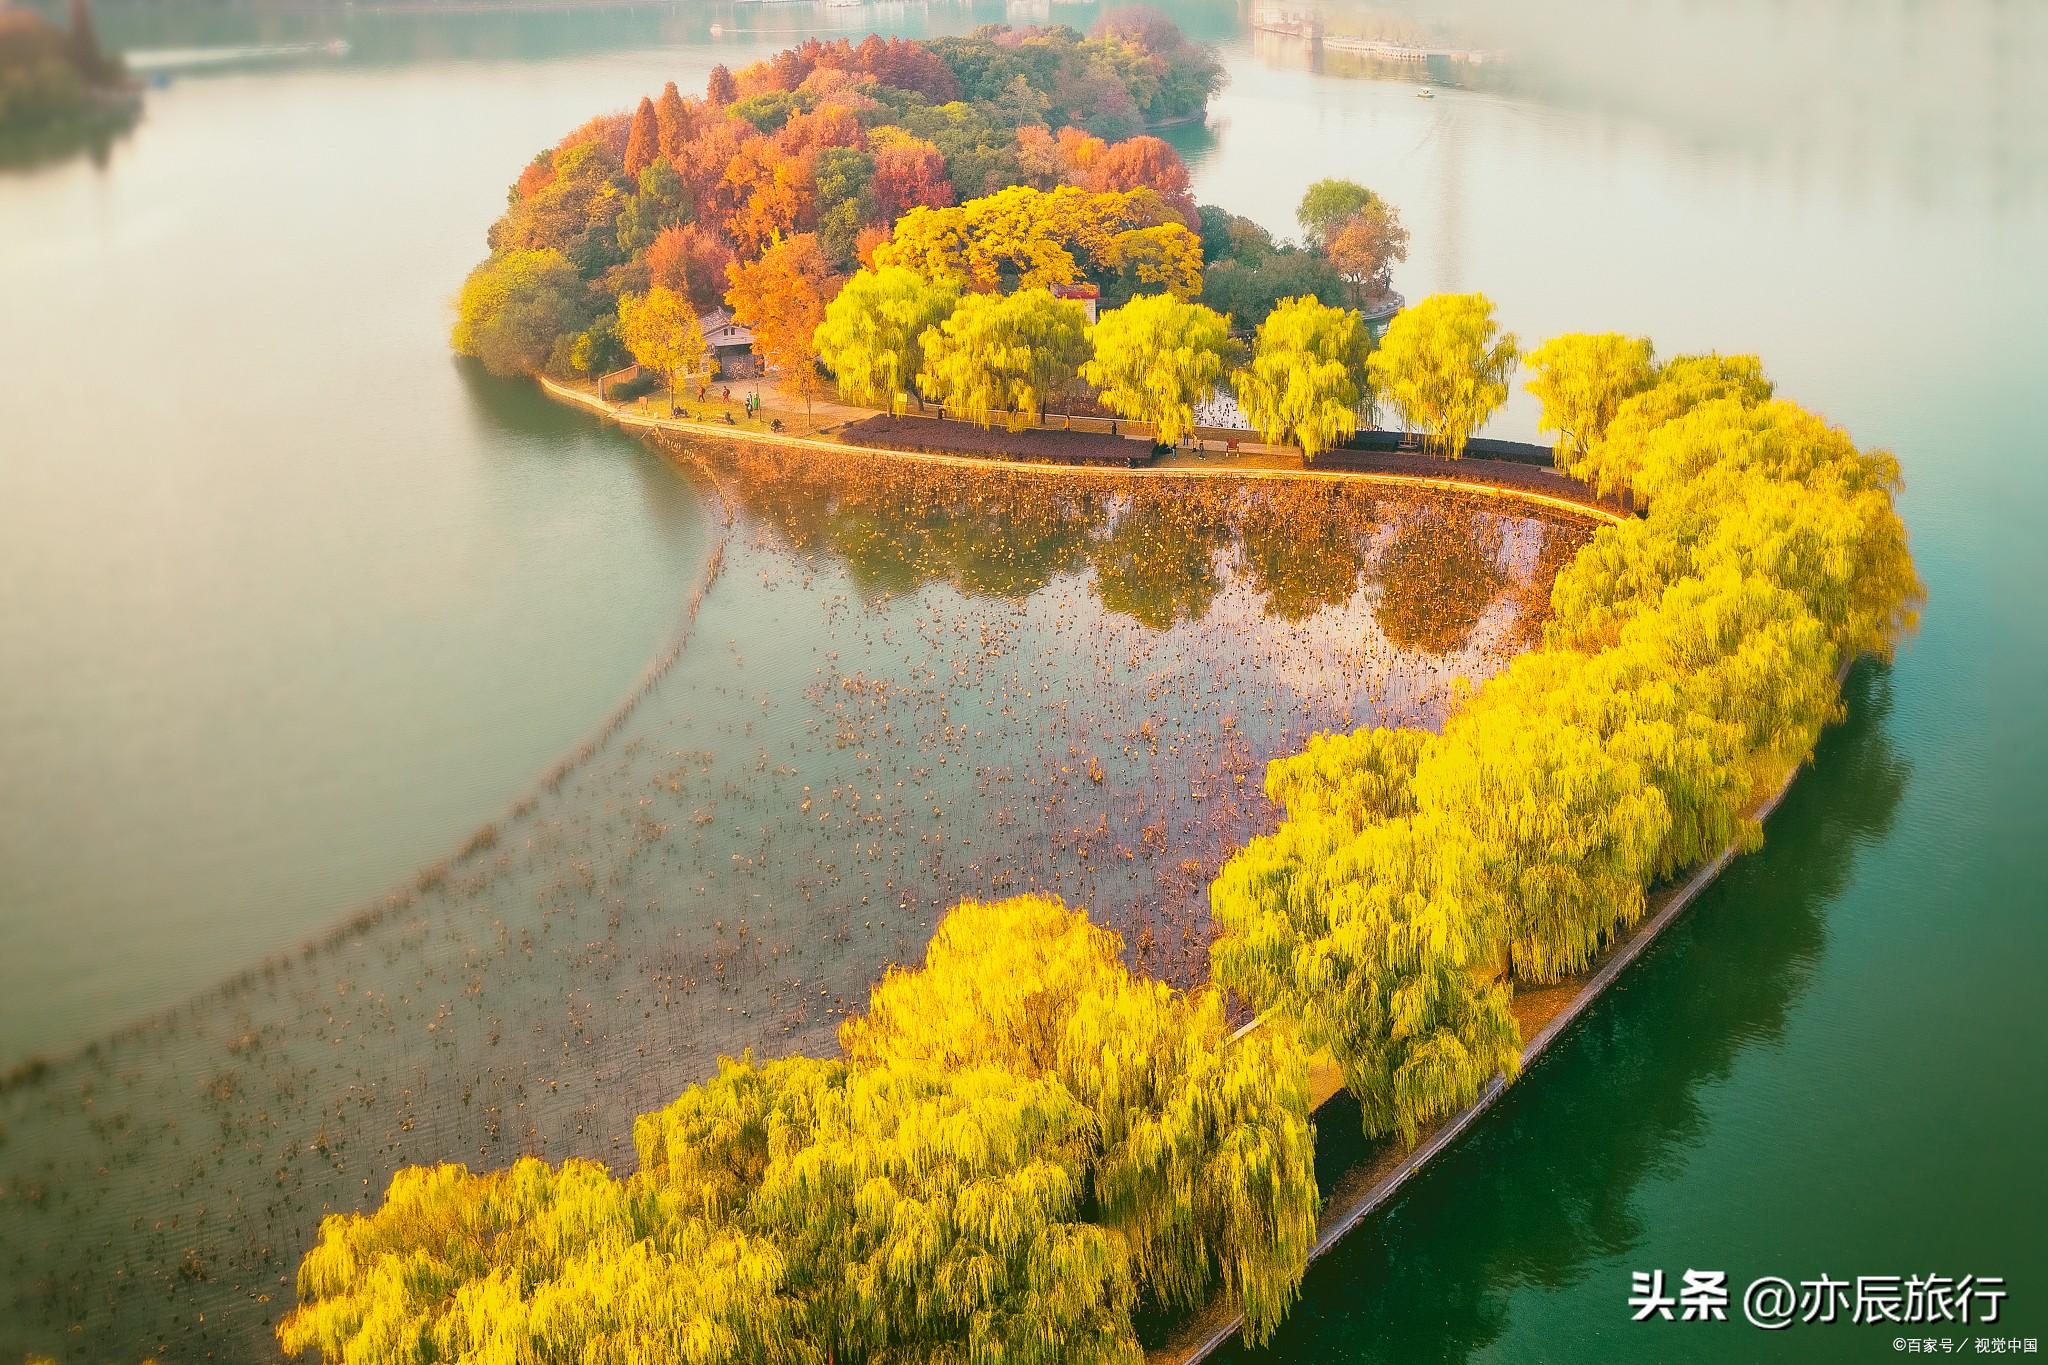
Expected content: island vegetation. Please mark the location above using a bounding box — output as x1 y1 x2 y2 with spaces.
0 0 136 165
272 16 1928 1365
449 9 1418 445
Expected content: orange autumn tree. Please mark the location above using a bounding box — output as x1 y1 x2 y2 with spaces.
726 233 844 423
1084 134 1195 222
623 95 658 178
869 135 955 220
457 20 1230 378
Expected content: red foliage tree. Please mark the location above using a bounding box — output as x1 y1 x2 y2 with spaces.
869 138 954 220
1086 135 1196 222
854 223 892 269
556 112 632 161
706 64 737 106
778 103 864 158
655 81 688 160
1091 6 1186 54
514 153 555 200
725 232 844 410
647 223 736 308
623 96 659 178
675 117 751 217
718 137 815 250
1056 125 1109 176
852 34 961 100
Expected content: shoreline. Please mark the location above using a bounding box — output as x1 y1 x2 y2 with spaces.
536 374 1631 527
1153 656 1859 1362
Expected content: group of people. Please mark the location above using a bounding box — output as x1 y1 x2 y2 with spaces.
653 384 773 430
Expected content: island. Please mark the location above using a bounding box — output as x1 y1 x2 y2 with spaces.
274 15 1923 1365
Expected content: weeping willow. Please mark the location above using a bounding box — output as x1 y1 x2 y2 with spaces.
280 900 1315 1361
1211 342 1922 1146
841 895 1319 1342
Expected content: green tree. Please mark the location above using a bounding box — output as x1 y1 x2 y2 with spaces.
811 266 960 414
616 285 710 394
1080 293 1232 445
1521 331 1656 466
1231 295 1372 462
1295 178 1379 249
1367 292 1520 459
568 314 625 376
451 248 585 377
916 287 1090 430
614 159 690 259
1200 249 1346 328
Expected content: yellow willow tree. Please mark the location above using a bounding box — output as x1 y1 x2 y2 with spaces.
1211 801 1522 1147
840 895 1319 1344
1522 331 1656 465
1552 397 1921 662
810 264 959 413
278 1157 788 1364
916 287 1090 430
1231 295 1373 462
1366 291 1520 459
1414 704 1671 983
1566 352 1774 498
1209 327 1920 1162
616 284 710 394
1080 293 1232 445
634 1053 1142 1365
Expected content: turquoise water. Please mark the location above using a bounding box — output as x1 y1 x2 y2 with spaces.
1 1 2043 1358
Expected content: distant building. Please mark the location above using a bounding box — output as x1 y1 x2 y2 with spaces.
697 308 758 376
1050 282 1100 325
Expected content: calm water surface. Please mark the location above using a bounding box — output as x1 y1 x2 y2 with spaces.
1 1 2043 1360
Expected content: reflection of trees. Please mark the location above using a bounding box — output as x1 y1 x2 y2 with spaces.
1371 505 1510 654
1218 666 1909 1364
1505 514 1590 652
705 444 1573 646
1088 491 1233 630
707 446 1104 602
1235 484 1376 622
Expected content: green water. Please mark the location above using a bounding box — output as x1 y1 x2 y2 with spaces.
1 1 2043 1359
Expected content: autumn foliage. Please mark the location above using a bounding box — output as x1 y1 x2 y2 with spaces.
1209 344 1921 1146
281 898 1317 1361
451 18 1226 385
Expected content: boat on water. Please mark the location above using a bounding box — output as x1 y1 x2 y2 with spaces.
1417 86 1435 98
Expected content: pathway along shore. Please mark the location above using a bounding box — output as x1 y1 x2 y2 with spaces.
532 371 1837 1359
535 375 1632 526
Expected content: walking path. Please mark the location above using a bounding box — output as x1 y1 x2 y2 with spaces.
537 375 1630 526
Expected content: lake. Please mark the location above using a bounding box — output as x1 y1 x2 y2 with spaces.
0 1 2042 1360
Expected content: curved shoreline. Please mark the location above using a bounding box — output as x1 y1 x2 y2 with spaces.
1156 655 1859 1362
535 375 1630 528
0 448 736 1090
